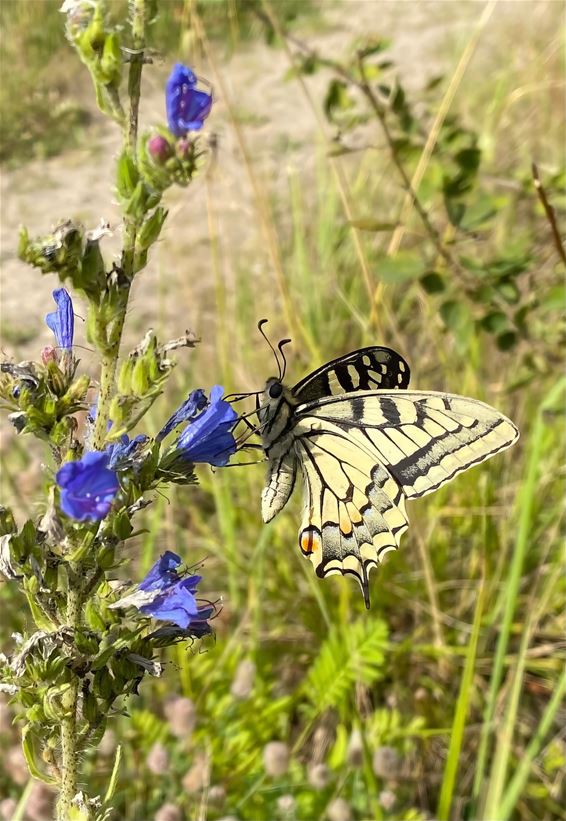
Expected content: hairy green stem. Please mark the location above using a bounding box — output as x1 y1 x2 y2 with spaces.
57 570 83 821
58 3 148 814
92 0 146 449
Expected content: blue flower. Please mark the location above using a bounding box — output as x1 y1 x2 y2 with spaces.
105 433 149 469
56 451 119 522
157 388 207 443
45 288 74 350
175 385 237 467
112 550 213 632
166 63 213 137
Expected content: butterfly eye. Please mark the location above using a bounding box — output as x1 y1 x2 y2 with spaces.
268 382 283 399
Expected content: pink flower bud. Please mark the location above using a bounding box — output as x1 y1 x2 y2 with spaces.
176 137 192 159
148 135 173 164
41 345 58 365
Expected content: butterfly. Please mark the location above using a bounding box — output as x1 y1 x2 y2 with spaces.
255 335 519 608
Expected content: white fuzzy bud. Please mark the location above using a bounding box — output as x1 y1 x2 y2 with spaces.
147 742 169 775
372 746 401 779
154 803 183 821
327 797 352 821
230 659 256 699
263 741 290 777
164 696 196 738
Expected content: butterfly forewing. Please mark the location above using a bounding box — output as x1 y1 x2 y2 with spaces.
302 391 519 499
292 346 410 403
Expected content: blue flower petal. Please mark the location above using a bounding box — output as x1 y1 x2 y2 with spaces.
157 388 207 442
56 451 119 522
45 288 74 350
106 433 149 469
140 578 200 629
139 551 182 592
166 63 213 137
175 384 237 467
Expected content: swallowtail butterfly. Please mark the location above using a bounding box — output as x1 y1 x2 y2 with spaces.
256 337 519 608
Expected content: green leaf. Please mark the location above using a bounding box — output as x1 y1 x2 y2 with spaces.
324 79 354 123
116 151 139 202
420 271 445 294
495 280 520 304
377 252 426 284
440 300 470 332
445 198 466 228
480 312 509 334
22 726 57 785
303 619 388 717
496 330 518 351
137 207 168 252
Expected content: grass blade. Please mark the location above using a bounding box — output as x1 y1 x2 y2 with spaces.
472 379 563 810
437 571 486 820
498 665 566 818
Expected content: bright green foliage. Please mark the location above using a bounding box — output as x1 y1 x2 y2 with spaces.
303 619 388 717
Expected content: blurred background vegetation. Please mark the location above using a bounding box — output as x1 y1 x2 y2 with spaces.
0 1 564 820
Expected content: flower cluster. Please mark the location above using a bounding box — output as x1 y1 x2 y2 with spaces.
111 550 213 634
141 63 213 192
1 45 235 813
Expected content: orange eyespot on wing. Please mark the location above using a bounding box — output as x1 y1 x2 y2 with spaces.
300 526 322 556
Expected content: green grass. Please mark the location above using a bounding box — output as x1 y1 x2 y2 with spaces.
1 2 565 820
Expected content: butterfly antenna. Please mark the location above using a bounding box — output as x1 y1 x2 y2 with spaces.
258 319 282 379
278 338 292 380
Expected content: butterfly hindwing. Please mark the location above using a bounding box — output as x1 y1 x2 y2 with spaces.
292 346 410 403
295 418 408 607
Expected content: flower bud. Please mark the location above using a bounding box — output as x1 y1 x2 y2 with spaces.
346 728 363 768
307 762 331 790
327 798 352 821
263 741 289 777
148 135 173 164
230 659 256 699
372 746 401 779
154 803 183 821
176 137 192 159
208 785 226 807
277 795 296 816
379 790 396 811
182 751 210 794
164 696 196 738
41 346 58 365
147 741 169 775
46 361 67 397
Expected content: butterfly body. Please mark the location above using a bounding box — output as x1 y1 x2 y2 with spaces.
257 346 519 608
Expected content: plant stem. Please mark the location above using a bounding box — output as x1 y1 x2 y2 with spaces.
58 4 148 814
92 0 147 449
57 568 83 821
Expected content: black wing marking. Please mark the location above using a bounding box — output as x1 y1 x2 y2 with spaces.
292 346 410 403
